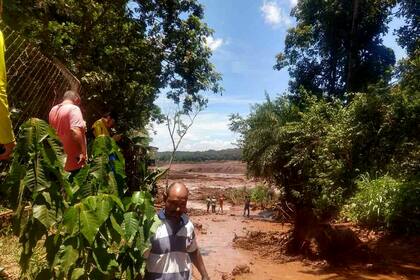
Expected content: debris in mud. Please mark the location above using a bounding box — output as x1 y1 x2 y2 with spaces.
193 222 208 234
233 230 297 262
231 264 251 276
211 218 226 222
194 222 203 231
187 208 207 216
221 272 231 280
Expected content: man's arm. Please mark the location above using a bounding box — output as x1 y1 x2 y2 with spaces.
71 127 87 164
189 249 210 280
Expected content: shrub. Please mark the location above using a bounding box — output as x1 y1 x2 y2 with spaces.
2 119 164 279
226 187 249 205
250 184 276 208
343 174 420 233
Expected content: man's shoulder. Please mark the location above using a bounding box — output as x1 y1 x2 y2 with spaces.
64 103 81 111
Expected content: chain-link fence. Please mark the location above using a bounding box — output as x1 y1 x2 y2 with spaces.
0 21 80 174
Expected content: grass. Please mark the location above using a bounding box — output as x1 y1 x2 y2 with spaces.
0 230 47 280
0 234 20 280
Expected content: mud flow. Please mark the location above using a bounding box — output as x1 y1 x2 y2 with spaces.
159 161 420 280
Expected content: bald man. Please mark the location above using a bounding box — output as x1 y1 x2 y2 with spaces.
145 183 210 280
49 90 87 174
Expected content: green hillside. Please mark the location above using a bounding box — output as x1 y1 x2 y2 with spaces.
157 148 241 162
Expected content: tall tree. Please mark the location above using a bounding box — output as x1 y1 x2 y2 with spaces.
3 0 221 131
395 0 419 94
275 0 396 99
396 0 419 58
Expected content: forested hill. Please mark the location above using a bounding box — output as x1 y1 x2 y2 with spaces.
157 148 241 162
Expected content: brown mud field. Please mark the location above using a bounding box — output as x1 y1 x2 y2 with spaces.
161 161 420 280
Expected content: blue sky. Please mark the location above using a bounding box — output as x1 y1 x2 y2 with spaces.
151 0 406 152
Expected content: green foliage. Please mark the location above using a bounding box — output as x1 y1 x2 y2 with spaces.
226 187 249 205
231 88 419 225
250 185 276 208
396 0 419 58
275 0 396 99
343 175 420 233
157 148 242 162
4 0 221 131
2 119 162 279
226 185 276 208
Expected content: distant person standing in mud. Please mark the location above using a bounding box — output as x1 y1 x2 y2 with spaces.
218 194 224 214
145 182 210 280
211 196 216 213
244 195 251 217
206 196 211 213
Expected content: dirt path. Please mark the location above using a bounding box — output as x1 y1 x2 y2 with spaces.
188 200 417 280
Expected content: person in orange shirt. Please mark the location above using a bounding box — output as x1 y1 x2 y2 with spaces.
0 0 16 160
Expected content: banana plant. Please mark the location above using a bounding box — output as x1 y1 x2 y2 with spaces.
2 119 161 279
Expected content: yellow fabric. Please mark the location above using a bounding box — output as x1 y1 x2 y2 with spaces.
92 118 110 137
0 30 15 144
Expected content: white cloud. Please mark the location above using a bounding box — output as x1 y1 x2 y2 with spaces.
205 36 224 51
150 113 238 152
260 1 292 28
289 0 298 7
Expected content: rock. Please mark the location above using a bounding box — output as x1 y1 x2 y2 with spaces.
232 264 251 276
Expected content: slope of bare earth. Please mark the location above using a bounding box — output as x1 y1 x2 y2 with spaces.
157 161 258 201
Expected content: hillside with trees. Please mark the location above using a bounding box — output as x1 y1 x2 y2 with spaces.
157 148 242 162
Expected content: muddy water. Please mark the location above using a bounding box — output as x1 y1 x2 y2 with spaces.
189 201 416 280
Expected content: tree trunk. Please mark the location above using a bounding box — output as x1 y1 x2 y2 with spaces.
346 0 360 93
286 206 318 254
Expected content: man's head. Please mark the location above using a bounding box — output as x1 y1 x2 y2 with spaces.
102 112 115 128
63 90 81 105
164 182 189 222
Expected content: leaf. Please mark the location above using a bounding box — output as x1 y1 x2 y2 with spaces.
24 161 50 193
110 214 124 237
78 195 114 244
54 243 79 276
123 212 139 245
62 207 80 236
109 195 124 210
71 268 85 280
93 242 117 274
33 204 56 229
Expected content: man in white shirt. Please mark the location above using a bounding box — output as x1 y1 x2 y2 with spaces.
145 182 210 280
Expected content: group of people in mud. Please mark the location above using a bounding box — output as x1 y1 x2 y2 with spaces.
206 194 224 213
205 194 251 217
